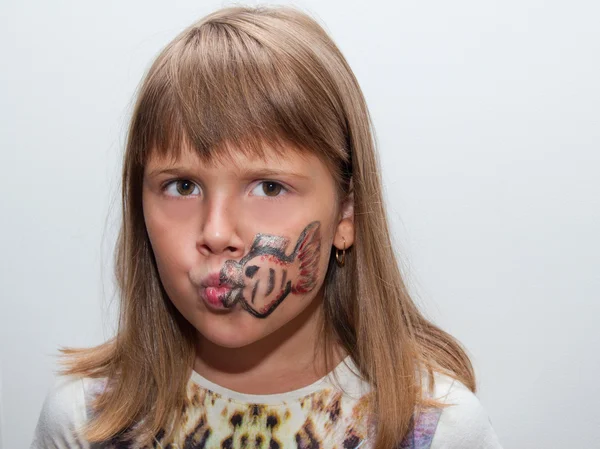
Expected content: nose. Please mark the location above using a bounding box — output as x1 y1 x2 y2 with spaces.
197 196 244 258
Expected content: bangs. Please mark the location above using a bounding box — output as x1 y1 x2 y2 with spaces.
128 12 351 177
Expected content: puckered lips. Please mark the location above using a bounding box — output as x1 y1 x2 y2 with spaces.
199 272 243 309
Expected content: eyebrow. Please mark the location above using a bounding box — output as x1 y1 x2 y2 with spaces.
147 166 311 181
146 167 189 178
238 168 311 181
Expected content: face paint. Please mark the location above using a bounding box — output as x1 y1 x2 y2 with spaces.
218 221 321 318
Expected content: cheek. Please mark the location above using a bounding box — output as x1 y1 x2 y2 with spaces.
312 242 333 291
310 223 336 290
244 202 304 229
143 201 197 280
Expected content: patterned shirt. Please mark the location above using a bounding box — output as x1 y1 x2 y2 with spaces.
30 357 503 448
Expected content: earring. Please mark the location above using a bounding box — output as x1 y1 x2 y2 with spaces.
335 237 346 267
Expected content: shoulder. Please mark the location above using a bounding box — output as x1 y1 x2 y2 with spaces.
426 372 503 449
30 375 106 449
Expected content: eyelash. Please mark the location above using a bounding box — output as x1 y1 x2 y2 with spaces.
161 179 200 198
160 179 289 199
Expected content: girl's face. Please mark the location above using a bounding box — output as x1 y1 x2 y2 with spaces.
142 142 353 349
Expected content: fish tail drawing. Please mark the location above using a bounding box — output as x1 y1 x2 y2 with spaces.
291 221 321 294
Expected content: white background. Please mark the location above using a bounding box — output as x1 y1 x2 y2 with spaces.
1 0 599 448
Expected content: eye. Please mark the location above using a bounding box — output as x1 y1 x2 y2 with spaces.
163 179 201 197
245 265 260 278
251 181 287 198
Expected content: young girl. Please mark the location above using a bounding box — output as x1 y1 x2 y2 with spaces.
31 5 503 449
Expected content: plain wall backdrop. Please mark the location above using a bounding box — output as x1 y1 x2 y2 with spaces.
1 0 599 448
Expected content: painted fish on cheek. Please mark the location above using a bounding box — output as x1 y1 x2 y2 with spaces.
218 221 321 318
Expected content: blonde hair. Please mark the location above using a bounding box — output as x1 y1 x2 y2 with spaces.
60 5 475 448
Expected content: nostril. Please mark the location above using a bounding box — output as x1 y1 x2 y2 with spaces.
197 242 240 257
225 246 243 259
197 244 212 256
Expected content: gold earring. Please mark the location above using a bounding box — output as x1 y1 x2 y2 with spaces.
335 238 346 266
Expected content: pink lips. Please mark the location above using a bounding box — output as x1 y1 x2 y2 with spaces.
201 273 224 288
199 272 233 309
203 286 232 306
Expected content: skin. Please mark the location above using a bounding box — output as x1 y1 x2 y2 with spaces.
142 142 354 394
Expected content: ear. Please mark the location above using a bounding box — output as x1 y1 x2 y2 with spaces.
333 187 354 250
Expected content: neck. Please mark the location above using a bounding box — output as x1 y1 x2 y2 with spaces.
193 294 345 394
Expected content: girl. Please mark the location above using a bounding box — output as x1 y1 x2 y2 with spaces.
31 5 503 449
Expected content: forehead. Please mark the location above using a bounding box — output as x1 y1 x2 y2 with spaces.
145 140 326 174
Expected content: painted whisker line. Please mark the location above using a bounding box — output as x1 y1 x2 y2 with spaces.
266 268 275 296
240 281 292 318
280 269 287 290
251 280 259 304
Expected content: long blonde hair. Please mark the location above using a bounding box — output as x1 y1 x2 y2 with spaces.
60 5 475 448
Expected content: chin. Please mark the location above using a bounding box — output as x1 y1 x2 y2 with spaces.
201 331 260 349
194 314 276 349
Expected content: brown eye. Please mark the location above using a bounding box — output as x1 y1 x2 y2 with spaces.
262 182 282 197
175 180 197 196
